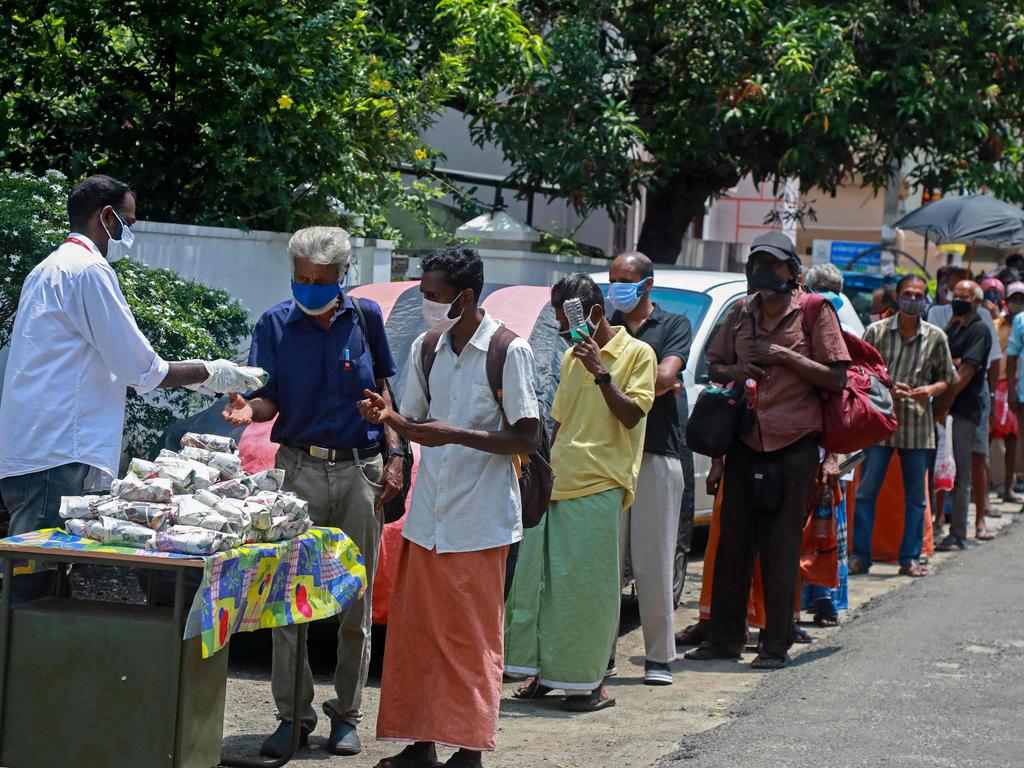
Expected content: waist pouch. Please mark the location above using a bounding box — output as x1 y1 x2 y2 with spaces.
746 452 784 515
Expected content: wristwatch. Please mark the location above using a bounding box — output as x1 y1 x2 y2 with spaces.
386 447 405 460
594 372 612 386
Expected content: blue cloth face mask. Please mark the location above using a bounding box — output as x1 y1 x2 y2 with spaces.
608 278 651 313
292 280 342 315
101 209 136 264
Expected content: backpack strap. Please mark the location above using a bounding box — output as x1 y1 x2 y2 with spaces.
800 291 831 337
486 326 519 409
419 328 445 404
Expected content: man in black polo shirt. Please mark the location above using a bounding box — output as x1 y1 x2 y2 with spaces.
607 251 692 685
935 279 993 551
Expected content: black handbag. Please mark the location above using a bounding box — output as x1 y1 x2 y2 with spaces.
685 383 749 458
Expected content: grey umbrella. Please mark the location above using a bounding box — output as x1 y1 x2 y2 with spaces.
894 194 1024 247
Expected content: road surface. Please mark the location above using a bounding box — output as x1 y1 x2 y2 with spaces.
666 518 1024 768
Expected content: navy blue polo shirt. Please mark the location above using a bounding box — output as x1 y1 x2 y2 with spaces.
247 293 397 449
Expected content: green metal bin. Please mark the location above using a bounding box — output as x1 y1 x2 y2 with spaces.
0 597 228 768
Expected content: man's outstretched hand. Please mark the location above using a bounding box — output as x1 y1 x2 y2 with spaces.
222 393 254 426
358 389 390 425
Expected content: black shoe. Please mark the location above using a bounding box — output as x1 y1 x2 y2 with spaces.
604 659 618 678
327 720 362 756
260 721 310 759
643 660 673 685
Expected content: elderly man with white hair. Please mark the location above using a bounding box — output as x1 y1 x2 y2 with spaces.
223 226 402 758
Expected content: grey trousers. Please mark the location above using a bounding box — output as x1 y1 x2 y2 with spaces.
950 414 977 542
618 453 685 664
0 462 91 602
271 445 383 729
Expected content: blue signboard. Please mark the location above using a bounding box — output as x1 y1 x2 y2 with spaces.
828 241 880 269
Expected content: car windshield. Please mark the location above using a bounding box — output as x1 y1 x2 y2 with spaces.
599 285 713 331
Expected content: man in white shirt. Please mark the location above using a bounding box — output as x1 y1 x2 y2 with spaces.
358 246 539 768
0 175 258 600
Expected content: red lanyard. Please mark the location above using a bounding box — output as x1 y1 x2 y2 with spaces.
65 237 94 253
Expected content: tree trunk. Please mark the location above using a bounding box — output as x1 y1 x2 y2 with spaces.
637 172 735 264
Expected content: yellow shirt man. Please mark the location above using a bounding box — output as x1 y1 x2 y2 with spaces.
550 327 657 509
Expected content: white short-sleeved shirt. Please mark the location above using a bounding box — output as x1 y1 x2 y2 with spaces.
0 234 168 482
401 311 539 553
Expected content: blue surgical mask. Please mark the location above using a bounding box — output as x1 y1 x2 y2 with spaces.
608 278 651 313
292 280 342 315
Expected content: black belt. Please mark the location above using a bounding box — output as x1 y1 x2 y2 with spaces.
283 442 379 463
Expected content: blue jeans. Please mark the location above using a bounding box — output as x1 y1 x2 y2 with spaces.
853 446 930 568
0 463 90 603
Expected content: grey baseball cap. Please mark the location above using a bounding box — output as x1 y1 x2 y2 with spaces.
749 231 797 261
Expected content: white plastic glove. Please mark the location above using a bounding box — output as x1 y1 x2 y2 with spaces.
186 359 267 396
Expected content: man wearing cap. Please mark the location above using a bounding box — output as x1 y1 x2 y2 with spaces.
1000 281 1024 507
850 274 954 578
685 232 849 669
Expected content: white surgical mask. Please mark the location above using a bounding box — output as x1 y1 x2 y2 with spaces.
422 291 465 332
101 209 135 264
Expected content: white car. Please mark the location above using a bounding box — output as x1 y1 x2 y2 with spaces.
592 269 864 526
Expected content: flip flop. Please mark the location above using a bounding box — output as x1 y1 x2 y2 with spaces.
848 557 870 575
561 687 615 712
445 752 483 768
376 749 443 768
683 641 741 661
512 678 555 700
750 654 788 670
985 508 1003 519
898 562 929 577
792 625 814 644
975 528 996 541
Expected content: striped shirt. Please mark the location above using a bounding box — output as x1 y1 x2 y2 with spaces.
706 291 851 453
863 316 955 449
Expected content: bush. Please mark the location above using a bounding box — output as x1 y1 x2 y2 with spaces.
0 170 250 458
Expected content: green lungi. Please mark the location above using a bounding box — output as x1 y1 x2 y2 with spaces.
504 488 623 691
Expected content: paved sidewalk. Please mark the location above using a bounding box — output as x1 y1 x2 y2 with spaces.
221 500 1021 768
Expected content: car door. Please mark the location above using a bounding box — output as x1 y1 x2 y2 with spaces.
688 291 745 523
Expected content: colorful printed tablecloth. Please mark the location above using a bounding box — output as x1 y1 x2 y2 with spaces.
0 527 367 658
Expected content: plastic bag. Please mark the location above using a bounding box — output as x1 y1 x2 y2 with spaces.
935 416 956 492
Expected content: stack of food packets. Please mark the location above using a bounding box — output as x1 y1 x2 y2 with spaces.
58 433 312 555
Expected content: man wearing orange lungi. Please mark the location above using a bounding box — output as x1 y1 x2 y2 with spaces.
359 246 540 768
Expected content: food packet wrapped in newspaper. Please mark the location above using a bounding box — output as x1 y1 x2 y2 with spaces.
96 516 157 548
260 515 311 542
250 468 285 492
181 433 237 454
192 489 222 508
106 502 171 530
208 477 254 500
212 498 252 533
110 476 173 504
174 496 228 531
65 518 104 540
127 458 159 478
245 492 278 530
58 495 104 520
155 452 221 491
179 447 244 480
152 525 241 555
67 516 156 548
273 492 309 521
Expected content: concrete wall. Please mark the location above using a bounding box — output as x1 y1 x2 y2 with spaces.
132 221 394 322
419 108 639 255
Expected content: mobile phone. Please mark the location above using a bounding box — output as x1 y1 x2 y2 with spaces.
564 297 588 341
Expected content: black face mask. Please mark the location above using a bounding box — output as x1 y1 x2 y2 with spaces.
748 264 793 294
951 299 973 317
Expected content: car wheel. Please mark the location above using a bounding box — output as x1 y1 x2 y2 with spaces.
672 544 688 609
